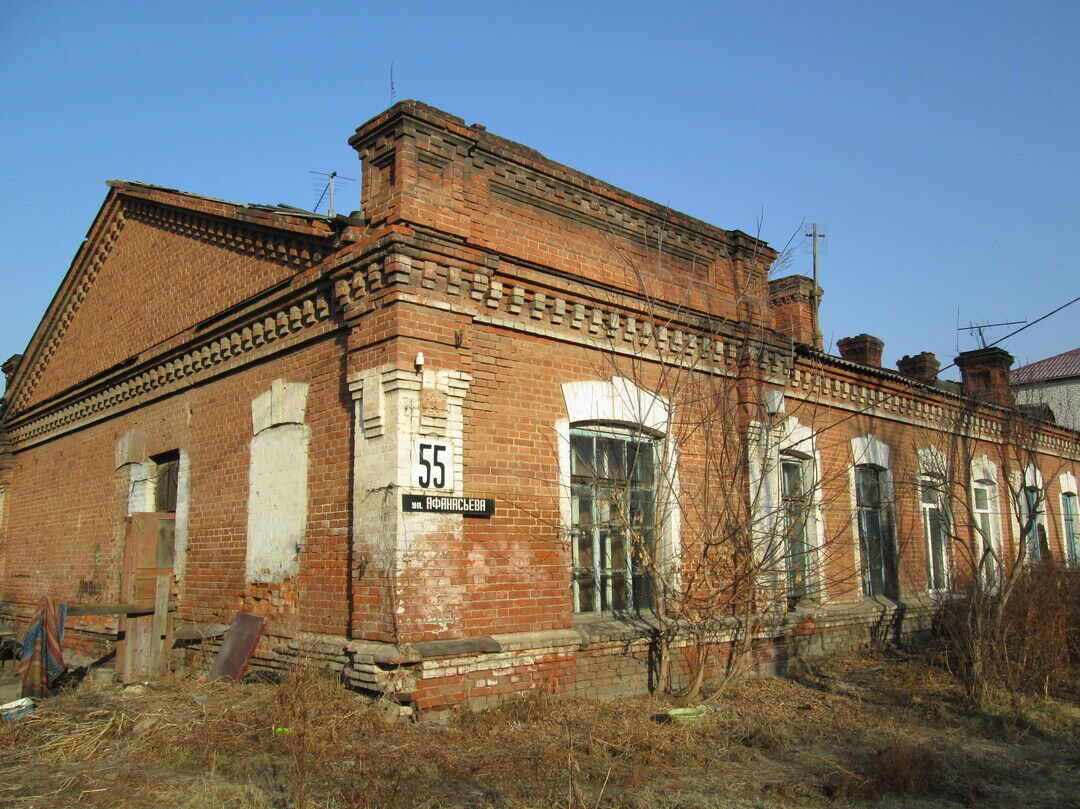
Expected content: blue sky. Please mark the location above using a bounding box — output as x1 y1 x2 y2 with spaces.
1 1 1077 397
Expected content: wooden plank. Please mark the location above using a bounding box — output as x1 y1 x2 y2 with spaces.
67 602 176 616
208 613 266 683
148 575 170 677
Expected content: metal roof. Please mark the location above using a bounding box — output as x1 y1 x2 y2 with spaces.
108 180 331 221
1011 347 1080 384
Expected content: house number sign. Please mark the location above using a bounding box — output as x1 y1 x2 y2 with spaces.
413 439 454 490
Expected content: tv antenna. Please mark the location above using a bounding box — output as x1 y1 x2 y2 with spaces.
958 318 1027 349
309 171 356 217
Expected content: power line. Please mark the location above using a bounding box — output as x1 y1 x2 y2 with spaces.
983 296 1080 351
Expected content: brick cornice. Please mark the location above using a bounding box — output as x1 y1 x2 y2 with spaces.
122 197 332 270
331 237 794 379
5 285 336 449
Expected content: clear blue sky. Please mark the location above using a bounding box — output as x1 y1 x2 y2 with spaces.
2 1 1077 397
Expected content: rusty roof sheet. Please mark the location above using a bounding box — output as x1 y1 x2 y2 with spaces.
1011 347 1080 384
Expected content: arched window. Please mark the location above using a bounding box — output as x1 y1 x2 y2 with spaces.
570 424 658 613
851 436 897 599
971 461 1002 586
560 378 673 615
920 475 949 591
1016 465 1050 564
855 464 897 598
779 451 813 603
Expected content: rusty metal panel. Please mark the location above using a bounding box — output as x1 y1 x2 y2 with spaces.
208 612 266 683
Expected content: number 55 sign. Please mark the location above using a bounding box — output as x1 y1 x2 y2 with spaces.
413 439 454 490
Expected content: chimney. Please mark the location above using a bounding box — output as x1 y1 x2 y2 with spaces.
836 334 884 368
955 347 1014 407
768 274 824 348
896 352 940 384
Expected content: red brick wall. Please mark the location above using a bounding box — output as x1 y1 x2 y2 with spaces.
1 331 357 655
25 204 327 410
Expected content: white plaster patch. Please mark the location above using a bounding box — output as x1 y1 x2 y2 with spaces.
127 461 152 516
917 446 947 477
850 434 890 468
252 379 309 435
173 450 190 579
246 381 310 583
562 377 670 433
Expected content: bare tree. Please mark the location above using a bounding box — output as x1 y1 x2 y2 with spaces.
559 223 864 702
918 394 1080 707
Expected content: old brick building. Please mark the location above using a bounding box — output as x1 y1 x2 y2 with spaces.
1 101 1078 713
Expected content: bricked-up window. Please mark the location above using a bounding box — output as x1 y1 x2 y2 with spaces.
855 465 898 598
920 477 950 591
570 426 658 614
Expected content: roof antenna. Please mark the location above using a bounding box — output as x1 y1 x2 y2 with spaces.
309 171 356 217
390 62 397 105
958 318 1027 349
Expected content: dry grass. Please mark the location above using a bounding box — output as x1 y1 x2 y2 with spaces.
1 651 1078 808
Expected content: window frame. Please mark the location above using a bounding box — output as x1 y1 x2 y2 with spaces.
855 463 898 599
1018 480 1050 564
919 475 950 592
970 470 1002 587
569 423 660 615
779 452 814 604
1060 472 1079 568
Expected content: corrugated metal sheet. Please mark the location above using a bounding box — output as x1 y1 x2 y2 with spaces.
1011 347 1080 384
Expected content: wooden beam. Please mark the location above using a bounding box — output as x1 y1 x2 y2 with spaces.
66 602 176 617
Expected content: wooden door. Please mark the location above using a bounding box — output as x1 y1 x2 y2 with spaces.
119 512 174 682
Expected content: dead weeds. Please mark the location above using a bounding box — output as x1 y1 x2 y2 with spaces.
1 650 1078 808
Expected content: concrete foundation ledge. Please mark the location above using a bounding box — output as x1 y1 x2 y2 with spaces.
490 628 582 653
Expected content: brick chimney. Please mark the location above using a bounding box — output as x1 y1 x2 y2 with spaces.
836 334 884 368
896 352 940 384
768 275 823 348
955 347 1014 407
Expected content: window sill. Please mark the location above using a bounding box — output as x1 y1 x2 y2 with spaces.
572 612 663 648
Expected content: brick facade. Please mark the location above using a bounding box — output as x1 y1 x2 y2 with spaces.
1 101 1078 715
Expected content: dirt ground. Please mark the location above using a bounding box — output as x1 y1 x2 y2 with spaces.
1 650 1078 809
